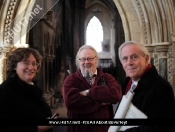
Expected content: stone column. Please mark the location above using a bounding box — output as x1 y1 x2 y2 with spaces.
167 45 173 87
171 32 175 94
0 53 7 83
153 42 170 80
0 45 14 83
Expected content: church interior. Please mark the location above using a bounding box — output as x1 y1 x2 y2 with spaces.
0 0 175 128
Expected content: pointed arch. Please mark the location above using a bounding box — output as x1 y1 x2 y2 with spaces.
86 16 103 52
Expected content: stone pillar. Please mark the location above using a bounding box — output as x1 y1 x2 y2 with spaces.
171 32 175 94
167 45 173 87
0 45 15 83
153 42 170 80
0 54 7 83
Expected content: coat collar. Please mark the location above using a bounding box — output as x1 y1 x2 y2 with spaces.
12 75 43 100
122 65 159 93
139 65 159 86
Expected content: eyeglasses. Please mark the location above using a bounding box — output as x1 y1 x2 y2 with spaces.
79 56 96 62
21 61 39 67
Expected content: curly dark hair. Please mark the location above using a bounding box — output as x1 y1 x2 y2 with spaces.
7 48 43 77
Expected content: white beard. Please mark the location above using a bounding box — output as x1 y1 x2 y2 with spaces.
81 67 93 78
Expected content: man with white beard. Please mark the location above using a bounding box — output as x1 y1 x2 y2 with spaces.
63 45 122 132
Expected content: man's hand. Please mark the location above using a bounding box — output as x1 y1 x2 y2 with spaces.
101 103 110 105
37 115 59 132
79 89 89 96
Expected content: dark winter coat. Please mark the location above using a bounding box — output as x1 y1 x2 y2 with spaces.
63 68 122 132
120 65 175 132
0 75 53 132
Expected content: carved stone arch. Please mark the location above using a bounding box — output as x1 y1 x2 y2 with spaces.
0 0 37 47
113 0 175 44
0 0 37 83
113 0 175 94
113 0 131 41
164 0 175 42
84 0 122 68
86 12 105 30
85 2 111 28
85 3 111 20
84 2 113 51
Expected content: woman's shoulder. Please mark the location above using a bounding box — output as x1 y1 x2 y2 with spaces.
0 77 15 88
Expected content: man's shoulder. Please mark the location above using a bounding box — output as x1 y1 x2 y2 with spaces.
65 70 82 80
155 75 173 88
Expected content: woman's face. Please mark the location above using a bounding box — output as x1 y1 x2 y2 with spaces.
15 54 38 84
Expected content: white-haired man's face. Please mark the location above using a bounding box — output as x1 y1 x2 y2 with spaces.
78 49 97 77
120 44 149 81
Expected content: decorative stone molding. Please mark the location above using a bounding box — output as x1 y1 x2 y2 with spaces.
154 52 159 71
0 0 18 82
0 44 15 83
0 55 7 83
113 0 130 40
167 47 173 86
134 0 149 44
172 32 175 42
3 0 18 45
153 42 170 79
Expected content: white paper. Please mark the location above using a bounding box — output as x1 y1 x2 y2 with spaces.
108 91 147 132
119 103 147 131
108 92 134 132
114 92 135 118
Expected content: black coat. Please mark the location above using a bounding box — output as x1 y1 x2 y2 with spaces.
0 75 53 132
120 65 175 132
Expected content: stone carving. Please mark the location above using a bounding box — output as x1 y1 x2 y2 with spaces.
159 58 167 80
135 0 148 44
172 32 175 42
154 52 159 72
3 0 18 45
167 50 173 86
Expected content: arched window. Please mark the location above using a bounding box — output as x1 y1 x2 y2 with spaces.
86 16 103 52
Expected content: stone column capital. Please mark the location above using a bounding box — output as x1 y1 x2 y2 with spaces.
152 42 170 52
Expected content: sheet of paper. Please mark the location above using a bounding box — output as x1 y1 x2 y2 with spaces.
119 103 147 131
114 92 135 118
108 92 134 132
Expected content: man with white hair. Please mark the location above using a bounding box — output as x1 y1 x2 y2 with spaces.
118 41 175 132
63 45 122 132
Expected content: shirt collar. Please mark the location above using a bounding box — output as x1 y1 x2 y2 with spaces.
132 80 139 86
94 69 97 76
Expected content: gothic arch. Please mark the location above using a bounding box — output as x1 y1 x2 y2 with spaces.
0 0 37 83
84 1 117 63
113 0 175 93
113 0 175 44
85 2 112 43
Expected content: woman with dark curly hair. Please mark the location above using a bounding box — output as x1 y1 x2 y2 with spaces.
0 48 57 132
